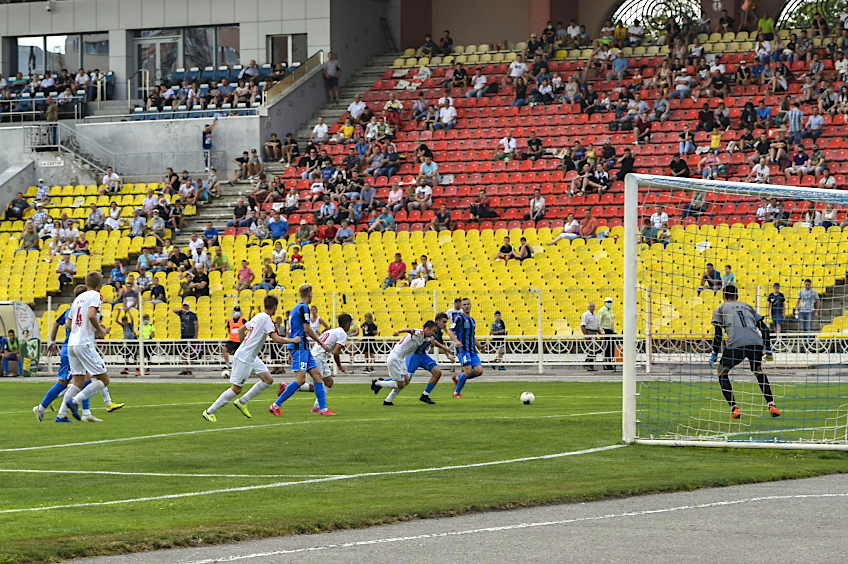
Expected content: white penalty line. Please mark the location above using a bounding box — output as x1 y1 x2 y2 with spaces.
0 445 625 514
0 411 619 453
176 492 848 563
0 469 340 479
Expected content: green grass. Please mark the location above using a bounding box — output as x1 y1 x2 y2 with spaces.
0 380 846 564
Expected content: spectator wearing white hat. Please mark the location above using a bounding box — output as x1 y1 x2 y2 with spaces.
599 297 617 371
34 179 50 204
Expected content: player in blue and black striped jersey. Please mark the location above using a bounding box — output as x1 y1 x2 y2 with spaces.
448 298 483 397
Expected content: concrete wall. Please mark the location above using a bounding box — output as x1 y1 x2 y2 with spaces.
75 116 261 177
258 62 327 150
0 149 98 210
432 0 530 48
330 0 392 87
0 126 27 174
0 0 333 99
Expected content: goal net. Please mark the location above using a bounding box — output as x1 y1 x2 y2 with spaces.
622 174 848 450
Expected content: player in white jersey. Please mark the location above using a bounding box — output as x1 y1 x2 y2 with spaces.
202 295 301 421
296 314 352 412
63 272 112 421
376 313 455 406
370 320 448 401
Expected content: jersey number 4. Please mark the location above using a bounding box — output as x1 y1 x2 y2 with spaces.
74 309 83 328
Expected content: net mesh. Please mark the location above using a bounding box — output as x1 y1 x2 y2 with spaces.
633 176 848 447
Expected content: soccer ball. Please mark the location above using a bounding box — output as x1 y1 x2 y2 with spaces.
520 391 535 405
221 368 231 379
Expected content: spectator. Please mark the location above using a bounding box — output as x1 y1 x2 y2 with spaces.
101 166 122 195
503 54 529 86
121 278 139 311
368 206 395 233
804 106 824 141
136 266 153 293
819 168 836 189
628 19 646 46
698 263 722 294
524 188 546 222
634 113 652 144
210 246 232 272
494 236 519 263
580 208 605 240
581 163 610 195
795 279 820 335
408 179 433 214
580 302 601 371
682 190 707 218
511 76 528 108
697 150 721 180
264 133 283 162
614 148 635 182
191 264 210 298
430 203 452 232
679 124 696 153
767 283 786 334
516 237 534 261
384 252 406 289
787 102 804 146
0 330 22 376
419 155 440 186
747 156 771 183
651 206 670 230
822 204 837 229
334 219 354 245
289 246 304 271
253 264 277 291
668 153 690 178
785 147 810 179
522 130 544 161
294 220 314 247
718 10 735 33
546 213 580 244
310 117 330 145
227 198 249 228
466 68 488 100
495 131 517 161
5 192 30 220
323 52 341 101
173 301 200 375
56 252 76 289
314 195 337 226
722 265 736 289
434 99 457 130
85 203 105 231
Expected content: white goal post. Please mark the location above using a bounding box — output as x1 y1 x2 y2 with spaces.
623 173 848 451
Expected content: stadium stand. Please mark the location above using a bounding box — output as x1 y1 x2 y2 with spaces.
10 19 848 346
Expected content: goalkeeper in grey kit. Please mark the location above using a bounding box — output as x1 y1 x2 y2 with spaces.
710 285 781 419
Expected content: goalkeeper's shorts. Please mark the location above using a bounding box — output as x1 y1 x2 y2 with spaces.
720 346 763 371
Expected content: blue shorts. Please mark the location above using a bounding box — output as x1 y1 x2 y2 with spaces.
457 350 482 368
406 353 437 376
291 349 318 373
57 343 71 382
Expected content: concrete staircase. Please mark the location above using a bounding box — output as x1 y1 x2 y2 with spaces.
287 53 401 148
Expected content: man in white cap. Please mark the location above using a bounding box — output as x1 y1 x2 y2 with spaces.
35 179 50 204
599 297 617 371
31 202 49 230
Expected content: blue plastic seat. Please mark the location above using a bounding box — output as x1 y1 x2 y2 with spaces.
172 68 186 83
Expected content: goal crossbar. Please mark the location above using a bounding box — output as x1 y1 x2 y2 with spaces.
622 173 848 451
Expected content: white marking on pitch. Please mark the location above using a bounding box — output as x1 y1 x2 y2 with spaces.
0 445 625 514
0 469 339 479
175 492 848 563
0 411 618 453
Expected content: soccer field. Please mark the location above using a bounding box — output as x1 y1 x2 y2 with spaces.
1 380 846 564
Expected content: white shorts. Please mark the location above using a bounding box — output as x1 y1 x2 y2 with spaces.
68 343 107 376
311 353 333 380
230 357 269 387
386 353 407 382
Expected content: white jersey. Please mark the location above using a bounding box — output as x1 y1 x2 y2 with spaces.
312 327 348 361
234 312 277 363
67 290 104 347
390 330 429 358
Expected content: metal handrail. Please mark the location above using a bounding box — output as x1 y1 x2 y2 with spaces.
127 69 150 111
261 51 324 107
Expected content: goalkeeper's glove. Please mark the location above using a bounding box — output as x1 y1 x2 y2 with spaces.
764 349 774 362
709 352 717 368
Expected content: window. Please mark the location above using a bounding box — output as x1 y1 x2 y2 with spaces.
17 36 44 75
15 33 109 76
184 27 214 70
216 26 240 67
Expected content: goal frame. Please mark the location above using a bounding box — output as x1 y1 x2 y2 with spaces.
622 173 848 451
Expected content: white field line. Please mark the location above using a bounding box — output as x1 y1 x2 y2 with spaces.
0 411 619 454
0 445 625 515
0 469 340 479
176 492 848 563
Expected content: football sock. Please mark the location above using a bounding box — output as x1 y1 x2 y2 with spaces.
58 384 80 417
376 380 399 389
274 381 300 406
755 372 775 404
313 386 328 408
74 380 105 403
82 407 92 416
239 382 269 404
100 386 113 407
455 374 468 393
385 388 400 402
423 382 436 396
313 382 327 410
718 373 736 407
299 383 312 392
40 383 67 409
208 388 237 414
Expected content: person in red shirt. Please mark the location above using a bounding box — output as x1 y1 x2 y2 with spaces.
289 246 304 271
320 219 339 246
580 208 601 239
470 188 499 221
634 113 652 144
383 252 406 289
